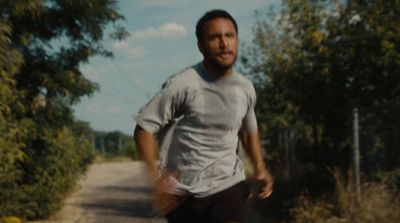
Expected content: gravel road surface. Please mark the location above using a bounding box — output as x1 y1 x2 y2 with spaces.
31 161 166 223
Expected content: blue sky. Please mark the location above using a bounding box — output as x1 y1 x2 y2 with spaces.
73 0 281 135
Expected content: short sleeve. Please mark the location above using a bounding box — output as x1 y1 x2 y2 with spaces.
134 79 183 134
241 84 258 133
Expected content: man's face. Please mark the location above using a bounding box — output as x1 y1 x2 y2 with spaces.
198 17 238 71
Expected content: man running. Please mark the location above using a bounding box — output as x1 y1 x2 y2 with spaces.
134 9 273 223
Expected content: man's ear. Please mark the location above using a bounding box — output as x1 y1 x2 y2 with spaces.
197 41 204 55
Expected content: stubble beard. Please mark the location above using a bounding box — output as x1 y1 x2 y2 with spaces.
207 55 237 75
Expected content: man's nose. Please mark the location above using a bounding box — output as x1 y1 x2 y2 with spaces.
219 36 229 49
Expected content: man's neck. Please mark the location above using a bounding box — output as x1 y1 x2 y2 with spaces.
203 60 233 79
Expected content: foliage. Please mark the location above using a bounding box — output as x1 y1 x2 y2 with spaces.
291 170 400 223
0 16 33 220
241 0 400 187
0 216 22 223
0 0 126 219
0 125 94 219
358 101 400 176
241 0 400 220
93 130 138 160
3 0 127 125
119 140 138 160
0 17 26 181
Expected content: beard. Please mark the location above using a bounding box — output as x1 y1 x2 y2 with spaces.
206 53 237 73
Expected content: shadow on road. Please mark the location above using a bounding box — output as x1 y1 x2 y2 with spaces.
80 198 153 218
79 185 156 218
102 185 153 194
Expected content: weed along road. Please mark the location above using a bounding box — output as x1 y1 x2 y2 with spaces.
31 161 166 223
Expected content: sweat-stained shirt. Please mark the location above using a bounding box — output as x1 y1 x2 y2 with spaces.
135 62 258 198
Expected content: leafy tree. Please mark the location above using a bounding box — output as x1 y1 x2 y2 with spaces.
241 0 400 195
0 17 34 214
0 0 127 219
3 0 127 127
241 1 400 221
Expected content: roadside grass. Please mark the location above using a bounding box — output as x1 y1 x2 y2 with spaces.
242 156 400 223
291 169 400 223
93 154 134 163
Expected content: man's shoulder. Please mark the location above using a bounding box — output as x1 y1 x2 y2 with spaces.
163 64 200 88
233 71 255 90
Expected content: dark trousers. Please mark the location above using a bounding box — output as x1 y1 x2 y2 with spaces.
166 181 250 223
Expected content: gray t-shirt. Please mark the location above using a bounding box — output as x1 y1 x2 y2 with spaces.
135 62 258 198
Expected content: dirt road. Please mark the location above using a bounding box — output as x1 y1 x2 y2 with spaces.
31 161 166 223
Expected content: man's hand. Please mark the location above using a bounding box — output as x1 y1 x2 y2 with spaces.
255 168 274 199
239 129 274 199
134 126 185 215
152 171 185 215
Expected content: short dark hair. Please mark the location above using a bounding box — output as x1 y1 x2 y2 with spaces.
195 9 238 42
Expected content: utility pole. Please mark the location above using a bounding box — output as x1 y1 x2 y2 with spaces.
118 134 122 153
284 129 290 178
101 136 105 154
353 108 361 206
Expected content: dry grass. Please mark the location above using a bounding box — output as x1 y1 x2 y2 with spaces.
291 170 400 223
93 154 133 163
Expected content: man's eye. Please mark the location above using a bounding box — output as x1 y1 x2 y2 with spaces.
208 36 219 41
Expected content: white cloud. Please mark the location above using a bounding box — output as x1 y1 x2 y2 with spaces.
111 22 187 58
132 22 187 39
112 40 145 58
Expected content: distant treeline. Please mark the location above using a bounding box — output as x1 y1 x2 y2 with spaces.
93 130 137 159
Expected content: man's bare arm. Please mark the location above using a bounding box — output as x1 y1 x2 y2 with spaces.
134 125 158 180
134 125 183 214
239 129 274 198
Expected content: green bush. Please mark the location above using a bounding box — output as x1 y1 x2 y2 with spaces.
1 0 122 220
119 141 138 160
0 127 94 219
